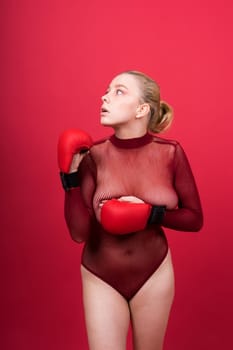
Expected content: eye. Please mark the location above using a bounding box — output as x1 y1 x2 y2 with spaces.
116 89 123 95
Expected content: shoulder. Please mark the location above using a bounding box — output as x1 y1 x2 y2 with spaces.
90 135 112 154
88 135 112 161
151 134 181 149
92 135 111 147
150 135 186 161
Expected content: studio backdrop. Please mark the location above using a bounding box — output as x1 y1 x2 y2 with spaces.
1 0 233 349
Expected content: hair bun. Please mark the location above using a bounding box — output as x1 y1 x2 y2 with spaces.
153 100 173 133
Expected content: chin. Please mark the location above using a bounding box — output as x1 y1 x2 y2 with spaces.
100 117 112 126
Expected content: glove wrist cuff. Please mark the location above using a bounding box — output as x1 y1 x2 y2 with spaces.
60 171 80 191
148 205 166 225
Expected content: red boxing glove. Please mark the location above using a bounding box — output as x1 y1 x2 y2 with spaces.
101 199 166 235
57 128 93 191
57 128 93 173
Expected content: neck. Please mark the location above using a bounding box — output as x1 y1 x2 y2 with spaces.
110 131 153 149
113 126 148 140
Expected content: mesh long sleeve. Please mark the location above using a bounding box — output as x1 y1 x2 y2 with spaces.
64 154 96 242
62 133 203 244
162 143 203 231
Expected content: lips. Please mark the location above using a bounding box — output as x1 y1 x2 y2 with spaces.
101 105 109 113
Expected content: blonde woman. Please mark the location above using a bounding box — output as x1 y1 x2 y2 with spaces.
58 70 203 350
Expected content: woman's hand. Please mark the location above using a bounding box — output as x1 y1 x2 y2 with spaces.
69 152 88 173
99 196 144 209
117 196 144 204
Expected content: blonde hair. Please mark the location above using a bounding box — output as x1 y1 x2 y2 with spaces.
122 70 173 133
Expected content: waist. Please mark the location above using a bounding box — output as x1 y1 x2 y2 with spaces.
83 226 167 259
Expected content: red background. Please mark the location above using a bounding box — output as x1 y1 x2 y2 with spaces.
1 0 233 349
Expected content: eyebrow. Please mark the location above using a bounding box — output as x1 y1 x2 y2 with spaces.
108 84 128 90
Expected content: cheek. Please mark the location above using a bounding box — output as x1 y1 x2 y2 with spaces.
118 101 137 115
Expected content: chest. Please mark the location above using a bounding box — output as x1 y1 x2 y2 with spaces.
92 145 178 209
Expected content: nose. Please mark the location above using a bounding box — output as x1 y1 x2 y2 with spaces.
101 92 109 102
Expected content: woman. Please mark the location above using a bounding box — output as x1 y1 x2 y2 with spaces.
58 70 203 350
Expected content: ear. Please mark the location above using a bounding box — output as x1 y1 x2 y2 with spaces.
136 103 150 119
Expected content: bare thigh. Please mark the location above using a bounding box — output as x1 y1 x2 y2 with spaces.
129 250 175 350
81 265 130 350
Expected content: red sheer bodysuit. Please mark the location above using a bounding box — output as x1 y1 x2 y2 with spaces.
64 133 203 300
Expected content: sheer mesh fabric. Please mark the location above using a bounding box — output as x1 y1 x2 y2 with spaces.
64 133 203 300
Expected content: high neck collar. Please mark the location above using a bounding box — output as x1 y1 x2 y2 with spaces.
109 132 153 149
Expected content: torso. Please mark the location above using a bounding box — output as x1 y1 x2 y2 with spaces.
81 133 178 300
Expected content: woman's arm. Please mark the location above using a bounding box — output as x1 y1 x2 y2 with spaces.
64 155 96 242
162 143 203 232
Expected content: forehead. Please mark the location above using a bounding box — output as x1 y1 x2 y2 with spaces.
109 73 141 90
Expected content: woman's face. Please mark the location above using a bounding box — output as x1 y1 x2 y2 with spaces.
100 73 143 128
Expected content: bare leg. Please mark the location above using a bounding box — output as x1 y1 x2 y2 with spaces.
129 250 175 350
81 265 130 350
